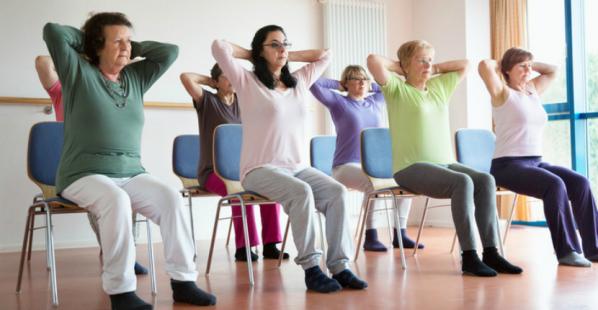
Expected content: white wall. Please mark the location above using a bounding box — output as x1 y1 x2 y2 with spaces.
0 0 325 252
0 0 490 252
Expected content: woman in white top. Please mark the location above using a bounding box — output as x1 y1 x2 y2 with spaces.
479 47 598 267
212 25 367 293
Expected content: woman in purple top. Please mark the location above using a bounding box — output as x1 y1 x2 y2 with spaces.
310 65 421 251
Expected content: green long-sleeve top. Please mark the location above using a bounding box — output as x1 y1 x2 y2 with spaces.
43 23 178 193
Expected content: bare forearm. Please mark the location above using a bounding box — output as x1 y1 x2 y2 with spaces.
228 42 252 61
434 59 469 75
288 49 328 63
533 62 557 76
181 72 214 88
369 54 403 75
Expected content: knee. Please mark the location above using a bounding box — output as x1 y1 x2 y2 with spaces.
454 174 474 193
287 181 312 202
329 181 347 199
546 177 567 195
98 189 131 218
156 185 184 212
478 172 496 189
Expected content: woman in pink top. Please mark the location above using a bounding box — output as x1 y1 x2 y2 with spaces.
480 47 598 267
212 25 366 293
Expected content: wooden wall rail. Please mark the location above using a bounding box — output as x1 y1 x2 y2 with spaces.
0 96 193 110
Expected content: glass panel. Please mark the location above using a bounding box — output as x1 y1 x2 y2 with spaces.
586 0 598 111
527 0 568 104
542 120 571 168
587 119 598 193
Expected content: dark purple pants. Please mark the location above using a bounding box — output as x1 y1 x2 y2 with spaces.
491 156 598 259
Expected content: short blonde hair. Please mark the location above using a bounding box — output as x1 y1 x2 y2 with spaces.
339 65 370 90
397 40 434 70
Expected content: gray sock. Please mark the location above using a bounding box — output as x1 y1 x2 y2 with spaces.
558 252 592 267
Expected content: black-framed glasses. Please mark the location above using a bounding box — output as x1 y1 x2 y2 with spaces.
263 41 292 50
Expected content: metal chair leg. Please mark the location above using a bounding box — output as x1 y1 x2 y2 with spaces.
206 200 224 274
27 209 36 261
354 196 366 240
354 195 372 261
503 194 519 245
495 213 505 256
238 196 254 286
45 210 51 270
45 205 58 306
278 218 290 267
385 197 394 245
16 208 34 293
413 198 430 255
146 219 157 296
392 195 406 269
449 231 458 254
187 195 197 261
225 218 233 247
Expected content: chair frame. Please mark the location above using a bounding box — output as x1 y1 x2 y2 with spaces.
206 125 327 285
16 122 157 306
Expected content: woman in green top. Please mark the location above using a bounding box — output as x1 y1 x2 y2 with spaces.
44 12 215 309
367 40 522 277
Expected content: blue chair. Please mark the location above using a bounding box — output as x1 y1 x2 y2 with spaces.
310 136 336 176
172 135 222 256
356 128 431 267
16 122 157 305
206 124 280 286
455 129 518 249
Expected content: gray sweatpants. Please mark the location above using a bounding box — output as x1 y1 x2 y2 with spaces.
393 162 499 251
242 166 352 274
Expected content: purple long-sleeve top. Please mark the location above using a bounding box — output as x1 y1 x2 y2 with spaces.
310 77 385 168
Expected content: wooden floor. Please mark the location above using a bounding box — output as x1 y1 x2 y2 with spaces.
2 226 598 309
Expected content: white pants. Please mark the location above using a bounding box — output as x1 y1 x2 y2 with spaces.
61 173 197 294
332 163 411 229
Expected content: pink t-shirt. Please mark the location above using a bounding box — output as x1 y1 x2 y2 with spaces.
211 40 331 181
46 81 64 122
492 87 547 158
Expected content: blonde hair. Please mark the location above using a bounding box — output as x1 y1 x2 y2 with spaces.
397 40 434 70
339 65 370 90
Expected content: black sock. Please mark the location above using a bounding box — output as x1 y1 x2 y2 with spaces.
109 292 152 310
393 228 424 249
332 269 368 289
363 229 387 252
461 250 497 277
171 280 216 306
482 247 523 274
134 261 148 275
304 266 342 293
263 242 289 259
235 247 258 262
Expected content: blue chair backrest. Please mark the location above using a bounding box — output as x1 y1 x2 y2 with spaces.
455 129 496 173
28 122 64 186
310 136 336 176
173 134 200 179
213 124 242 181
361 128 393 179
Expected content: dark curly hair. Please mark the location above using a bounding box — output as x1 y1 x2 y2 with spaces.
82 12 133 66
250 25 297 89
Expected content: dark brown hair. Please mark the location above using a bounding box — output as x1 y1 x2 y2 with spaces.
500 47 533 81
210 63 223 81
82 12 132 66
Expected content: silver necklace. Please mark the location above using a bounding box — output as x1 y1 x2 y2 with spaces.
101 73 128 109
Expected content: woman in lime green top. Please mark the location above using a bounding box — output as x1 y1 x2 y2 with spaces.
367 40 522 277
44 12 215 309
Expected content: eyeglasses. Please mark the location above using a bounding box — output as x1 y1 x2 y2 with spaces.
263 42 292 50
347 77 370 82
